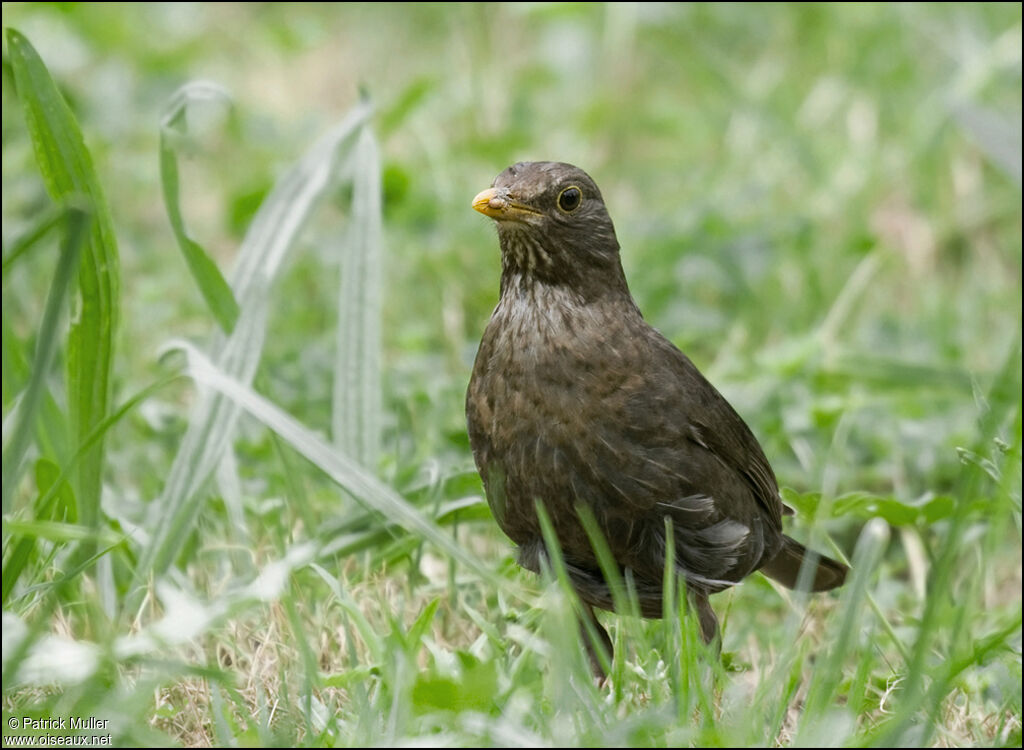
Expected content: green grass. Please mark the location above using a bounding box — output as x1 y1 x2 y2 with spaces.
2 3 1021 747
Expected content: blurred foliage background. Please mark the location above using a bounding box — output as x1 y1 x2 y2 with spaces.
2 3 1021 747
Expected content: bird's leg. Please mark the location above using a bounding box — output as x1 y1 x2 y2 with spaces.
688 590 721 652
579 604 613 680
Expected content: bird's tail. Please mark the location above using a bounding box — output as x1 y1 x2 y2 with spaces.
760 535 848 591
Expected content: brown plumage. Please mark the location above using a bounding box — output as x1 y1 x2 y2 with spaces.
466 161 847 674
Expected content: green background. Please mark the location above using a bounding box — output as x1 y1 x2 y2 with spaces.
2 3 1020 747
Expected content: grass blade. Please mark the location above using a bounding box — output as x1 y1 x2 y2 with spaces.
132 102 373 603
2 370 179 599
159 81 240 333
1 315 71 467
800 518 890 724
1 202 63 275
333 124 383 468
1 206 89 516
7 29 121 530
169 339 502 588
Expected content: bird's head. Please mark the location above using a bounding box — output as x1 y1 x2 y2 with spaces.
473 161 625 297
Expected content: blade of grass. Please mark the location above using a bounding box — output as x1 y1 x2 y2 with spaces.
2 518 122 547
116 543 316 660
576 504 630 619
1 205 89 516
1 202 63 275
575 503 628 683
281 592 319 742
800 517 890 722
317 496 489 562
168 339 505 590
309 561 386 666
159 81 240 333
132 102 373 608
7 29 121 531
333 124 383 468
2 371 180 606
872 341 1022 746
1 315 71 467
534 501 608 688
661 517 687 718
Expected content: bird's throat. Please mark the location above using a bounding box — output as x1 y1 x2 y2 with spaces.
499 229 555 279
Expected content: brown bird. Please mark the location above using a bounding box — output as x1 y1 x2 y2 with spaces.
466 161 847 674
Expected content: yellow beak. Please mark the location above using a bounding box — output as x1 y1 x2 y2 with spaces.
472 188 505 218
472 188 542 221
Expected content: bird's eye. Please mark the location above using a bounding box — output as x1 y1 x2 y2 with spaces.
557 186 582 213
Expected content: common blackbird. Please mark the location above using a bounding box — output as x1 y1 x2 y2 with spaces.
466 161 847 674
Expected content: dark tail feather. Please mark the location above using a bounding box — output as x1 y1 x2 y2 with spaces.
760 536 848 592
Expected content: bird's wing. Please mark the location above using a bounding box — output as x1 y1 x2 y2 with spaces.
628 330 787 532
582 335 784 586
686 400 785 530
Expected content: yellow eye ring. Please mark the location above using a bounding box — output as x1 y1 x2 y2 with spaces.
557 185 583 213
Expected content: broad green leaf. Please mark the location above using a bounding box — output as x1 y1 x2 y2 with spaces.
833 493 919 526
412 650 498 714
783 488 959 526
780 487 821 517
321 666 380 690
